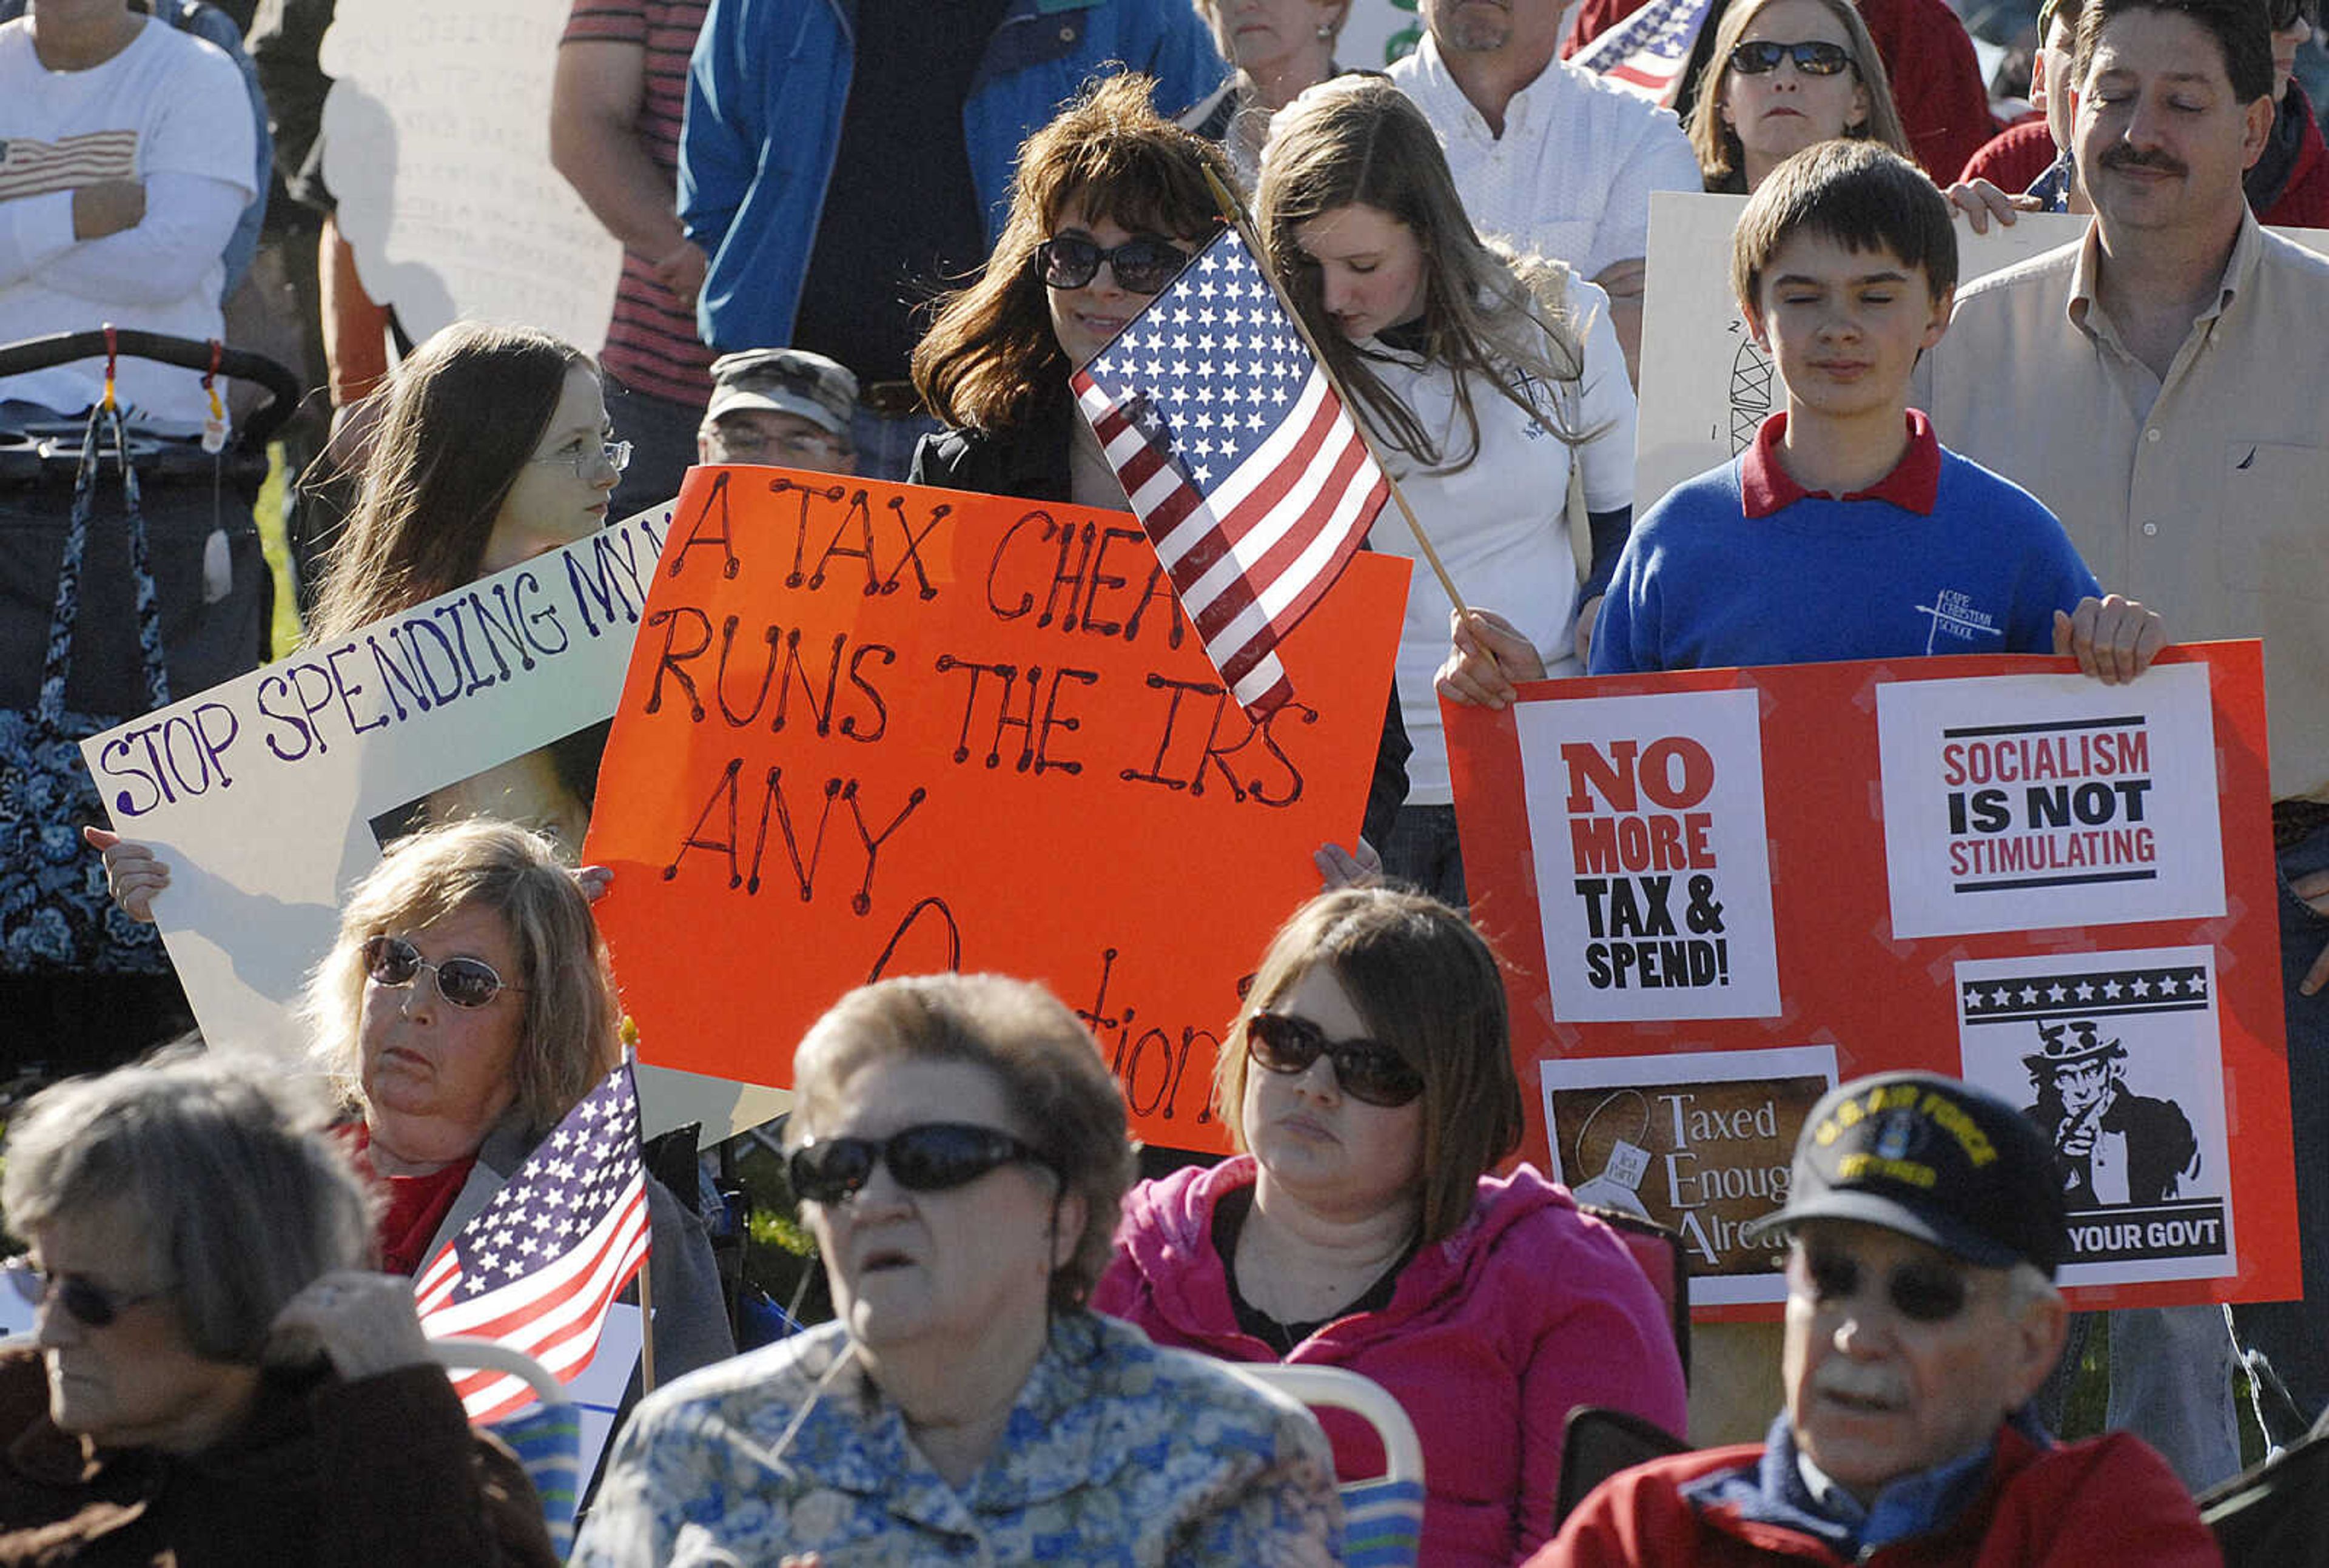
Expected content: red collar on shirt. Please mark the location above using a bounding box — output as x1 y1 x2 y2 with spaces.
1740 409 1942 518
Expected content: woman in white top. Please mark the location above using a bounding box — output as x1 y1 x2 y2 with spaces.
1253 75 1638 907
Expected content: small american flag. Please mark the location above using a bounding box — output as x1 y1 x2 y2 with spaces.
0 132 138 202
413 1063 651 1423
1072 226 1387 715
1570 0 1719 106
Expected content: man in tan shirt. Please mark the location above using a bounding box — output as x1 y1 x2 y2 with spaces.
1915 0 2329 1488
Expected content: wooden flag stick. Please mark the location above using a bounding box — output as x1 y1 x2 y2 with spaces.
1201 167 1470 617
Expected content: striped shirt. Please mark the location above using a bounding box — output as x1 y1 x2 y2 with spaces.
559 0 713 405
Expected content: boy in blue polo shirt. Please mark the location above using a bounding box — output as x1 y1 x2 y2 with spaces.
1439 140 2163 699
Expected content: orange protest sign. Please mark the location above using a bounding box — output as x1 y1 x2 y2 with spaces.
584 468 1408 1154
1448 645 2295 1317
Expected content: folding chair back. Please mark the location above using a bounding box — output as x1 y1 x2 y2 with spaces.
431 1336 580 1556
1578 1202 1692 1383
1231 1362 1427 1568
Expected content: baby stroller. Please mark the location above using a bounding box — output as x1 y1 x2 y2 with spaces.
0 327 300 1075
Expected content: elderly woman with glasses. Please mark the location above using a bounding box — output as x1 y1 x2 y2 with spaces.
573 972 1343 1566
0 1049 558 1566
89 321 637 921
1094 888 1688 1567
301 818 730 1378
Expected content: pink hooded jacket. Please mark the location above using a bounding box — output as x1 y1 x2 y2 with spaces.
1092 1156 1689 1567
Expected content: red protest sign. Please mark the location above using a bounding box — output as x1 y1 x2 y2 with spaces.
583 468 1408 1154
1447 645 2294 1317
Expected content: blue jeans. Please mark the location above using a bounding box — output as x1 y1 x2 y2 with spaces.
1382 803 1467 911
2231 821 2329 1442
850 406 939 485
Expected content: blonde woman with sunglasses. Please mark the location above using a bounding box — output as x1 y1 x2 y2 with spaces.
299 819 731 1380
1688 0 1914 193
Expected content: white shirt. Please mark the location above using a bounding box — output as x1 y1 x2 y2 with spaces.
0 18 255 430
1388 33 1700 281
1365 281 1638 803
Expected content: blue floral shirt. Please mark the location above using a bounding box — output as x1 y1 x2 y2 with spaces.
570 1313 1343 1566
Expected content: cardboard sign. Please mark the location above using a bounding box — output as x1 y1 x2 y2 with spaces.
318 0 623 349
1447 644 2294 1316
1632 193 2329 514
583 469 1408 1154
81 506 673 1057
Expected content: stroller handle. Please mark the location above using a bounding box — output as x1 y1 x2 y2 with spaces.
0 328 304 449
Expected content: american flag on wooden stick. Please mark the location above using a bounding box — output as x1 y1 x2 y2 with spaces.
413 1062 650 1423
1072 225 1387 715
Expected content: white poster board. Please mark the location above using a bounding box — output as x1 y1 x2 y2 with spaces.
79 505 783 1140
1875 664 2225 938
1514 687 1781 1021
1633 192 2329 514
318 0 625 351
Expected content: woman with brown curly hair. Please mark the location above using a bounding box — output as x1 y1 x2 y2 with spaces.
912 72 1410 864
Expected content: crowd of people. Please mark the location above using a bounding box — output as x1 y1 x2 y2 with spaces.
2 0 2327 1560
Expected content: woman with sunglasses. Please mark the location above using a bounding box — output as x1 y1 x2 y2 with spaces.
911 70 1411 874
1689 0 1914 193
1095 887 1687 1567
574 972 1342 1566
1252 76 1635 909
302 818 731 1378
910 73 1232 510
0 1048 558 1566
88 320 631 923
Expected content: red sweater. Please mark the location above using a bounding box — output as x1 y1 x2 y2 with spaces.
1957 115 2056 193
1563 0 1997 182
1530 1424 2223 1567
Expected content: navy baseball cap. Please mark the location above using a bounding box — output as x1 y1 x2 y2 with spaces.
1743 1071 2069 1276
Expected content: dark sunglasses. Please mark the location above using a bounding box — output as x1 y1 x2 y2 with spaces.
788 1122 1057 1206
3 1257 166 1328
1246 1012 1426 1108
1729 39 1855 75
1801 1245 1974 1323
361 934 524 1011
1036 234 1192 295
2269 0 2317 32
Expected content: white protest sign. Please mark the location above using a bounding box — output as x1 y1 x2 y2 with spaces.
1955 946 2234 1287
318 0 624 350
1514 687 1781 1021
1633 193 2329 514
78 505 785 1140
1875 664 2224 938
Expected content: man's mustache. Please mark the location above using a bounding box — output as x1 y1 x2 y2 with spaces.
2100 145 2190 177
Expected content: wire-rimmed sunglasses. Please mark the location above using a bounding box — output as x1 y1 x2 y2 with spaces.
1245 1012 1426 1108
2 1257 166 1329
361 934 525 1011
1035 234 1194 295
1728 39 1855 75
787 1123 1057 1206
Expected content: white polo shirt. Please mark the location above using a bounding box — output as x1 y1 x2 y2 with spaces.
1388 33 1700 281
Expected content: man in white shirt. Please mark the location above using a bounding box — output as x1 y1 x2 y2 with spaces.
0 0 255 433
1388 0 1699 377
